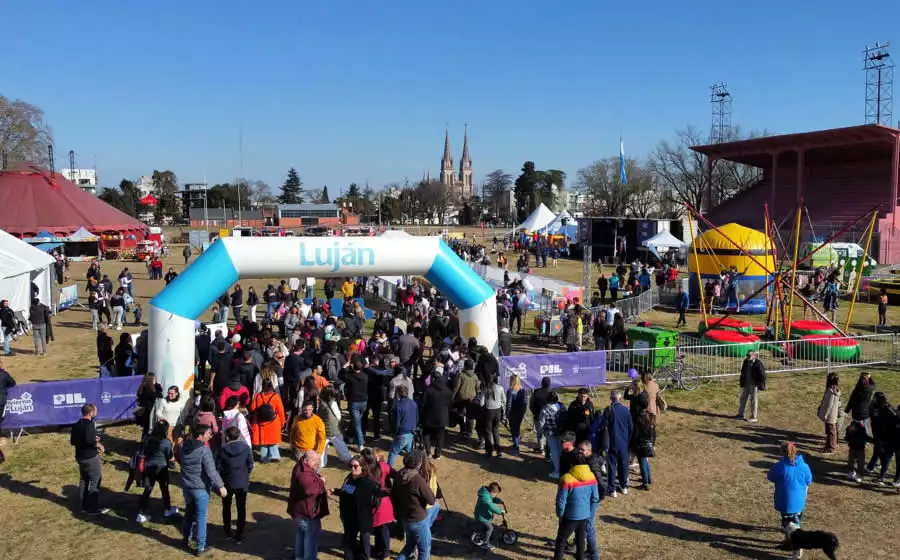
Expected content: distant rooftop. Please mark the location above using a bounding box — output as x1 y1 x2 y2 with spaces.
277 203 338 211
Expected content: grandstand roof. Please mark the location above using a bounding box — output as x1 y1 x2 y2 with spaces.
691 124 900 167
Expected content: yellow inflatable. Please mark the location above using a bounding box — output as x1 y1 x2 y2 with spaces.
689 223 775 314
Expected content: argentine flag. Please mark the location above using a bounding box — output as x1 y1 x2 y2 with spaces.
619 138 628 185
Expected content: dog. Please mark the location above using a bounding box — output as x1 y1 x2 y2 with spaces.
784 522 839 559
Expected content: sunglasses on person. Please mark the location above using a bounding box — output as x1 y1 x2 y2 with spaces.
350 463 362 469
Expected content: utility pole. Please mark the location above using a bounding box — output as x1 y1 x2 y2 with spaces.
237 127 243 226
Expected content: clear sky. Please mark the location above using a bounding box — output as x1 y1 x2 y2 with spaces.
3 0 898 194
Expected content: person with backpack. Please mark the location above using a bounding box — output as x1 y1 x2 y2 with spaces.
538 392 567 479
216 426 254 544
250 380 286 463
136 419 178 524
317 386 352 468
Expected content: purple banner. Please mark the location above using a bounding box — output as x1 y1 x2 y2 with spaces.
499 350 607 390
3 376 141 430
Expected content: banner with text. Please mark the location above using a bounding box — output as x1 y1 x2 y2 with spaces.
2 376 142 430
57 284 79 311
499 350 607 390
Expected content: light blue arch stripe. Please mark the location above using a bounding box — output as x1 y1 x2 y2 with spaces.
425 240 494 309
151 239 239 318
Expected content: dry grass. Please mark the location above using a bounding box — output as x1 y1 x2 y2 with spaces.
0 242 898 559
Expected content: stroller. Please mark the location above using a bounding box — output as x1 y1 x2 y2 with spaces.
470 497 519 547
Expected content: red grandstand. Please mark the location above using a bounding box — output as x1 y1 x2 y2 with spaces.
692 124 900 263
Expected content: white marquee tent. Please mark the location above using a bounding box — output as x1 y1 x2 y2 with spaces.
0 228 55 319
515 203 556 232
642 230 688 259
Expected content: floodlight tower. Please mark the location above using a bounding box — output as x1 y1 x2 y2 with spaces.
864 42 893 125
710 82 733 144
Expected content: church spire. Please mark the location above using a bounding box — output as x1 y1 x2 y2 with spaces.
441 125 452 169
440 124 454 187
459 123 473 197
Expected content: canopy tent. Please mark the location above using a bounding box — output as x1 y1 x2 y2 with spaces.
67 226 100 241
0 162 144 238
516 203 556 232
642 230 687 259
0 228 55 319
64 226 102 261
543 210 579 240
26 230 66 253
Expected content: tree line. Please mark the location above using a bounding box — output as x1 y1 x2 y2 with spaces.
0 94 767 224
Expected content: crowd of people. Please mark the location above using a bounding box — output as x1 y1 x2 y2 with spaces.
2 241 898 559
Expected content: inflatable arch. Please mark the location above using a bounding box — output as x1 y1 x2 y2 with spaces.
149 233 498 394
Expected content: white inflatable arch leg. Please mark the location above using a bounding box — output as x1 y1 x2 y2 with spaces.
149 234 497 393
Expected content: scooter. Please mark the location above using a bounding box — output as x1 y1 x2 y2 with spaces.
470 498 519 547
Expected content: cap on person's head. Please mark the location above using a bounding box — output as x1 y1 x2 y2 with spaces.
561 431 577 443
577 388 589 396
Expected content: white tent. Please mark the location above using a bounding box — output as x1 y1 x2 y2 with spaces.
0 229 55 319
543 210 574 232
516 203 556 232
642 230 687 258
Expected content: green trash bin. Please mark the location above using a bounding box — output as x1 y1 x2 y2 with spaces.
627 326 678 371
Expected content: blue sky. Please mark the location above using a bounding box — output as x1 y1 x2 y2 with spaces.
3 1 898 194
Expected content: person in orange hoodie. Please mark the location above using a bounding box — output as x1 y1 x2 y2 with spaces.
290 400 326 461
250 380 286 463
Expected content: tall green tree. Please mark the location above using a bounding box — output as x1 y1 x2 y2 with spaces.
514 161 539 222
483 169 513 219
151 170 179 221
320 185 330 203
278 167 304 204
346 182 361 198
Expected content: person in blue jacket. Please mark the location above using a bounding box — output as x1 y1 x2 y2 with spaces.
675 287 689 328
597 390 633 497
554 450 600 560
766 441 812 537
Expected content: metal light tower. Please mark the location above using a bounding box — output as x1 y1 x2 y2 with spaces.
710 82 733 144
864 42 893 125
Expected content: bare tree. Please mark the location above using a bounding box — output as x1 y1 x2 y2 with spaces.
0 95 53 165
625 164 660 218
483 169 512 218
649 125 767 214
576 158 631 216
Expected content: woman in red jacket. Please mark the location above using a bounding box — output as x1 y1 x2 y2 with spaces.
362 448 395 559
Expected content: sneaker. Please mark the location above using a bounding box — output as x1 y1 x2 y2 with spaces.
892 480 900 488
735 414 745 420
480 543 495 551
608 490 618 498
854 475 863 484
876 479 886 486
638 484 649 491
234 536 243 545
549 472 560 480
496 451 503 458
621 487 629 495
848 471 857 481
85 508 110 516
164 506 179 517
747 417 758 423
195 547 210 557
136 513 150 524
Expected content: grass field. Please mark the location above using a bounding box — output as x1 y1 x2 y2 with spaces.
0 238 898 559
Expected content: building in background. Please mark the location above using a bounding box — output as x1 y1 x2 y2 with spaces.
181 183 208 220
136 176 154 198
439 126 474 201
60 168 98 195
275 203 358 228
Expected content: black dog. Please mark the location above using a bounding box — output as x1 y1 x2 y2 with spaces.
785 522 839 559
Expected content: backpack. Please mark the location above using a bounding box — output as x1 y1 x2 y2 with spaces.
255 393 277 423
323 353 341 382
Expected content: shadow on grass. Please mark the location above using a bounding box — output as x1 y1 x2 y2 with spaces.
0 474 186 552
600 512 784 560
666 405 737 420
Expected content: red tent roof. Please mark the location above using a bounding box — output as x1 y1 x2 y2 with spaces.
0 162 144 236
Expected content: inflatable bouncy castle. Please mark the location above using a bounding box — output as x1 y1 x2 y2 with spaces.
688 223 774 314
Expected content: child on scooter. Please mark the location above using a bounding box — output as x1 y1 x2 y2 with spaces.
473 481 504 551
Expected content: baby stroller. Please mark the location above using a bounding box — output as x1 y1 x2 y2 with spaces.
470 497 518 547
